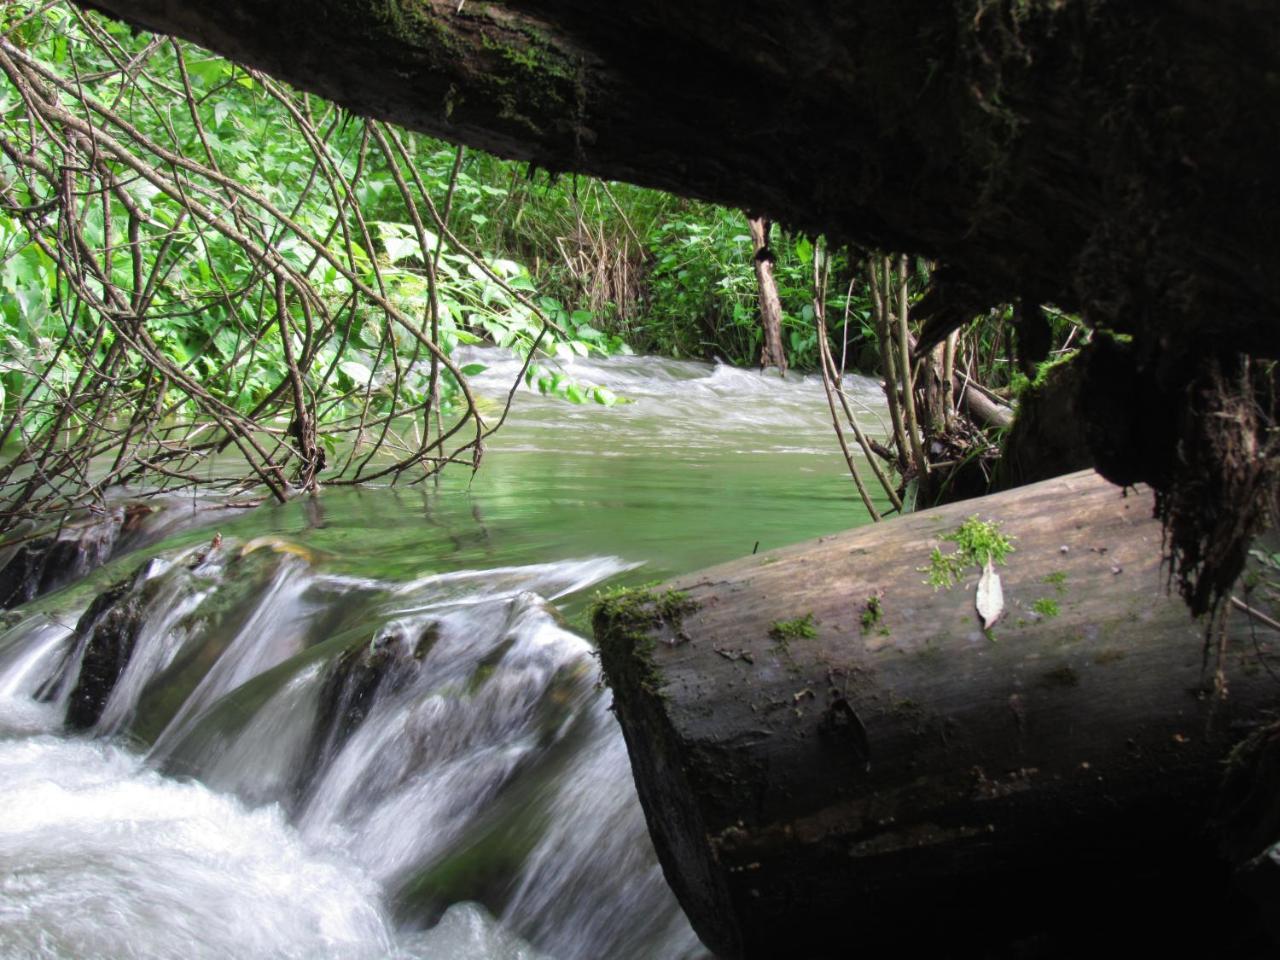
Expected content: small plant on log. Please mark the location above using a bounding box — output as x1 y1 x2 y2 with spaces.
1031 597 1060 618
769 613 818 649
1040 571 1068 594
924 515 1014 589
860 595 884 634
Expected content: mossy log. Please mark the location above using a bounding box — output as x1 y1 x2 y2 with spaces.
595 470 1280 958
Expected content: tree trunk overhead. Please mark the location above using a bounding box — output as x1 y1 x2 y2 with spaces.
74 0 1280 357
595 470 1280 958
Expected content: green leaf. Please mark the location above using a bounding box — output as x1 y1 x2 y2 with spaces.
339 360 373 385
460 363 487 376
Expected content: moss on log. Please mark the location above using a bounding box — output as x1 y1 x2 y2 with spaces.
596 471 1280 958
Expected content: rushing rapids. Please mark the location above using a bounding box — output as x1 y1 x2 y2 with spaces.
0 350 889 959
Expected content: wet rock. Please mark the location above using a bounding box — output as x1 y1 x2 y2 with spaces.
41 539 225 733
0 505 153 609
296 622 441 798
124 547 302 745
62 566 159 730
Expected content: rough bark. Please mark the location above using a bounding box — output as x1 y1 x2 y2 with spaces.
595 470 1280 958
748 216 786 373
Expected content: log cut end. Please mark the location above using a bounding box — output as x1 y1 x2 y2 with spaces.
597 471 1280 958
593 589 744 960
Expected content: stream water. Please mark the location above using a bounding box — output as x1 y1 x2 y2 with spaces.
0 350 889 960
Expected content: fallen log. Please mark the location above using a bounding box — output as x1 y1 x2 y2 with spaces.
595 470 1280 958
959 380 1013 431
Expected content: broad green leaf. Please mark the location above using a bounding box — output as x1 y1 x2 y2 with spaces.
338 360 373 385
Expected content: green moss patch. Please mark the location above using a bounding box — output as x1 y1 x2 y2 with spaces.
591 586 697 696
1031 597 1061 618
1040 571 1068 594
859 595 883 634
769 613 817 650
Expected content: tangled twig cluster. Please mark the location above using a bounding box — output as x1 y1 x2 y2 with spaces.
0 9 560 537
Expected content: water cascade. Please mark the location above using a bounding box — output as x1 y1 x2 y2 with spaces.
0 351 889 959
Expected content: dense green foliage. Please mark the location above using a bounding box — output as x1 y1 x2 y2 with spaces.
0 3 636 527
384 158 858 371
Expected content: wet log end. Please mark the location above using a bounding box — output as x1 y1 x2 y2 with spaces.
597 471 1280 958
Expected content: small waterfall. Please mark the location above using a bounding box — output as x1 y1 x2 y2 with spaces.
0 737 395 960
145 552 322 760
0 346 884 959
0 535 705 960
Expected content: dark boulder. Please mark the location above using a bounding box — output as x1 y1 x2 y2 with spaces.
296 620 442 798
57 564 160 729
0 505 152 609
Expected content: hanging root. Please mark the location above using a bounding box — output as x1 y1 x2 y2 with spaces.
1158 355 1280 618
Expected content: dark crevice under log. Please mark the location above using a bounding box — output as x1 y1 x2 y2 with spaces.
595 471 1280 958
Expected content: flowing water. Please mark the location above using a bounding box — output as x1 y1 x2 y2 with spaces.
0 350 889 959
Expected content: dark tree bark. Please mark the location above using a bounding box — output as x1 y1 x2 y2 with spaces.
747 216 786 372
595 470 1280 959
